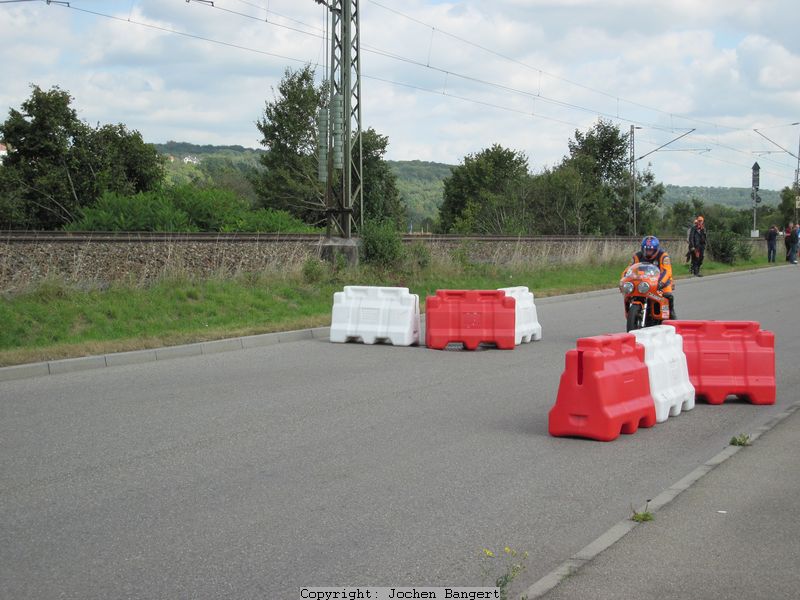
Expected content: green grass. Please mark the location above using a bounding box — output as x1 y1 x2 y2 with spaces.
0 256 778 366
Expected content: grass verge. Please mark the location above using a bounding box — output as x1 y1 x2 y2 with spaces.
0 255 777 367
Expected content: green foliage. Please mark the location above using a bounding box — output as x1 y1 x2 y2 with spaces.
389 160 453 227
480 546 528 600
358 128 406 228
254 65 326 223
631 509 654 523
359 220 405 269
439 144 529 233
708 230 751 264
156 142 264 206
730 433 752 446
567 118 630 185
405 241 431 270
0 85 163 229
301 257 327 284
66 191 193 232
227 208 319 233
67 185 319 233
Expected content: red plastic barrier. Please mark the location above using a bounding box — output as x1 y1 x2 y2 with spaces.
425 290 516 350
549 333 656 441
667 320 775 405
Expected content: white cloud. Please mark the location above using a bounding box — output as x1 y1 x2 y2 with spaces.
0 0 798 189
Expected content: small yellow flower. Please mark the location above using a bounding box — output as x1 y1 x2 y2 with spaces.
504 546 511 554
482 548 494 558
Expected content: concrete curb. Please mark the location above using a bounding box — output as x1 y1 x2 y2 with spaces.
0 326 332 383
520 400 800 599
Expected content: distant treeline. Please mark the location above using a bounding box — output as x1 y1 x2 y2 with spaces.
153 141 265 156
152 142 784 225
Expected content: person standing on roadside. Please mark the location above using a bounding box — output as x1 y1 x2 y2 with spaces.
689 216 707 276
766 224 778 263
685 218 697 265
785 222 794 261
791 223 800 264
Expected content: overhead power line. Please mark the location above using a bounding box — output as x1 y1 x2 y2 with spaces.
11 0 796 181
365 0 749 134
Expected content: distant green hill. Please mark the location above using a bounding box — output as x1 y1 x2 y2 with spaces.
153 141 265 157
388 160 453 228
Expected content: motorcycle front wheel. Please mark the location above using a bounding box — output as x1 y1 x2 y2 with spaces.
626 303 643 332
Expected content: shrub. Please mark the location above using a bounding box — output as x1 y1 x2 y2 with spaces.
302 257 326 283
708 230 737 264
167 184 247 231
67 185 323 233
231 208 320 233
708 230 751 264
67 191 194 232
406 240 432 270
359 220 405 269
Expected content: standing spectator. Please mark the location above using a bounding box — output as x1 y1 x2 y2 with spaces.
785 222 794 261
791 224 800 264
685 218 697 265
688 216 707 276
766 225 778 263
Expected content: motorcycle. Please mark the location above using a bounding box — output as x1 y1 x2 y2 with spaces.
619 262 670 332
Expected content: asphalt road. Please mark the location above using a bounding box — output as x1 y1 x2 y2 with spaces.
1 265 796 599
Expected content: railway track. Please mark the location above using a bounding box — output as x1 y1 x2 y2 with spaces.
0 231 671 244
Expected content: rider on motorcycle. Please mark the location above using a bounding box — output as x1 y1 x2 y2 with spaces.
630 236 677 319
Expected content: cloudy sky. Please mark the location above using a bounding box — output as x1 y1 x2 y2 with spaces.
1 0 799 191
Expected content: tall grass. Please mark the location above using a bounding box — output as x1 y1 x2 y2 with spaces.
0 247 772 366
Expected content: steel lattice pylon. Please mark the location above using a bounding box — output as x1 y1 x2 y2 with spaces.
318 0 362 239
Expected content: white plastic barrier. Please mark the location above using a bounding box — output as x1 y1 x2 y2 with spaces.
330 286 420 346
497 286 542 344
631 325 695 422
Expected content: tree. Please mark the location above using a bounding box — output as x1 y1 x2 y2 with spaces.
0 85 88 228
567 118 629 185
438 144 529 233
253 66 406 229
0 85 164 229
254 66 326 223
357 127 405 228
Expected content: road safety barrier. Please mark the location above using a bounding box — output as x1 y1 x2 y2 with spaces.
330 286 420 346
631 325 695 422
425 290 516 350
549 333 657 441
497 286 543 344
667 320 776 405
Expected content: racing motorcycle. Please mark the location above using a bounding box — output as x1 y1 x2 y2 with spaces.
619 262 670 332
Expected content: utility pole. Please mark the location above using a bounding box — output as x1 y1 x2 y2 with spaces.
315 0 362 244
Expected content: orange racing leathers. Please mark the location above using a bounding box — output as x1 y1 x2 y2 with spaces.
631 249 673 294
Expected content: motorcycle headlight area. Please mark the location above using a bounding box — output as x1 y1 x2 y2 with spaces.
637 281 651 293
621 282 634 294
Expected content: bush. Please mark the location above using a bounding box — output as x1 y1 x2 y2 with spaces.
67 185 323 233
229 208 320 233
360 220 405 269
406 240 432 270
67 191 195 232
708 230 751 264
167 184 247 231
302 257 326 283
